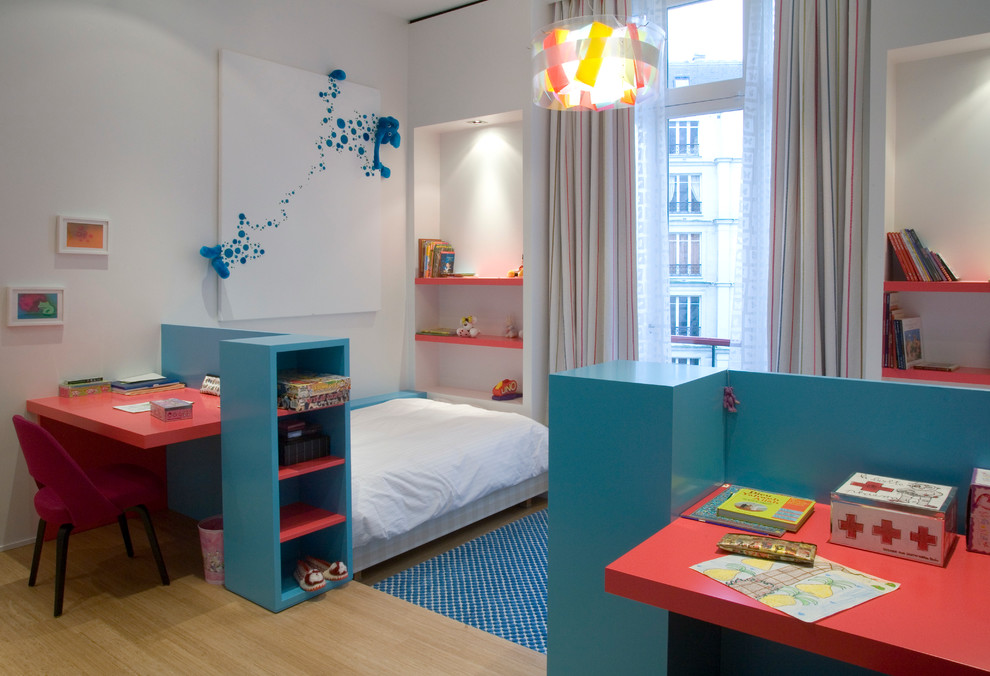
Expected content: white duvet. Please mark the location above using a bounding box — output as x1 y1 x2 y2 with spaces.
349 398 549 548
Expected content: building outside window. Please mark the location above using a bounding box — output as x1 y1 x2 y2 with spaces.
669 173 702 214
669 232 701 276
638 0 744 367
669 120 700 155
670 295 701 336
672 357 701 365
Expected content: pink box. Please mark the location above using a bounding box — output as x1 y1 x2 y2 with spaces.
150 398 193 422
967 468 990 554
58 382 111 397
829 472 957 566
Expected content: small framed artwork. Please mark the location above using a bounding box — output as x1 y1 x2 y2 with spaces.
7 287 64 326
57 216 109 254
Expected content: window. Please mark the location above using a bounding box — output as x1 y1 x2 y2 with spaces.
672 357 701 365
669 120 699 155
669 174 702 214
637 0 749 369
669 233 701 276
670 295 701 336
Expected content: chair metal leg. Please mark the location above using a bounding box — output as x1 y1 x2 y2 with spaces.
134 505 169 586
117 513 135 557
54 523 73 617
28 519 46 587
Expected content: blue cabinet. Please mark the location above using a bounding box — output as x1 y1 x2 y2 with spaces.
219 334 351 612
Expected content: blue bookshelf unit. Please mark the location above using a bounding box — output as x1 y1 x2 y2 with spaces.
219 334 351 612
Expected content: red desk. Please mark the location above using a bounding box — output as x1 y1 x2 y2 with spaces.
26 389 222 512
605 507 990 675
26 388 222 448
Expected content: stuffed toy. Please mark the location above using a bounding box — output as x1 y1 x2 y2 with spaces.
504 316 518 339
456 315 479 338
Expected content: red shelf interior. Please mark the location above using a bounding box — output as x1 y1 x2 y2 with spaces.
882 366 990 386
415 333 523 349
884 280 990 293
278 455 345 480
278 502 345 542
415 276 523 286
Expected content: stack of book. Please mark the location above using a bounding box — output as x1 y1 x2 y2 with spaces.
110 374 185 396
715 487 816 533
278 419 330 466
886 229 957 282
418 238 455 277
881 293 937 370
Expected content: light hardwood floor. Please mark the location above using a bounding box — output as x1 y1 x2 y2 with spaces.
0 502 547 675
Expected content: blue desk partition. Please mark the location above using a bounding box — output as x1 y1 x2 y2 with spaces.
549 361 990 675
160 324 281 519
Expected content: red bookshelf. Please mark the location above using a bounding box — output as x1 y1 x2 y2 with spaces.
415 276 523 286
883 280 990 387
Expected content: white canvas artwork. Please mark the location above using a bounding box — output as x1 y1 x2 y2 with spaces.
218 50 384 320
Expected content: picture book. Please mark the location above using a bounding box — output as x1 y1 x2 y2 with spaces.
899 315 923 367
716 487 815 532
680 484 787 536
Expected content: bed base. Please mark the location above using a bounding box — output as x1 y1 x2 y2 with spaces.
352 472 548 572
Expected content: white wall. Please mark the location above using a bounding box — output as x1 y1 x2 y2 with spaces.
408 0 552 420
866 0 990 377
0 0 410 549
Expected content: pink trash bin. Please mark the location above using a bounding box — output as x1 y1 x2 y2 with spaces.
197 515 224 585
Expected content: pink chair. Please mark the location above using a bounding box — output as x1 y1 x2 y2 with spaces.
12 415 170 616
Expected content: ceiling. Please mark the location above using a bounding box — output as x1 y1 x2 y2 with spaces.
364 0 483 22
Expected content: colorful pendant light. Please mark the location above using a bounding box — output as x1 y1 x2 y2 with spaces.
532 15 664 111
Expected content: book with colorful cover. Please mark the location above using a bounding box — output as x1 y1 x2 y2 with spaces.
680 484 787 536
716 487 815 532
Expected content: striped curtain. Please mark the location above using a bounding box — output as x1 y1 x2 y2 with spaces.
548 0 643 372
769 0 868 377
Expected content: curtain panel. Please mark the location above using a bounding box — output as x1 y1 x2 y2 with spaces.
547 0 654 372
769 0 869 377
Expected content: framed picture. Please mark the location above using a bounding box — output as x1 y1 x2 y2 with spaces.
57 216 109 254
7 287 64 326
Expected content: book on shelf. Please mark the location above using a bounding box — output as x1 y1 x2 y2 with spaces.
891 313 923 369
680 483 787 536
418 238 455 278
111 381 185 396
887 228 957 282
911 361 960 372
716 487 815 532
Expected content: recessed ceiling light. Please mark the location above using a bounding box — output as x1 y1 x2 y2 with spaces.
466 119 488 125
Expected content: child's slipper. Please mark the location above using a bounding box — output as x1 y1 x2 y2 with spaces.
293 560 326 592
303 555 348 581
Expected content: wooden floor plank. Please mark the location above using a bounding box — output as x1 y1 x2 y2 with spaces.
0 509 546 675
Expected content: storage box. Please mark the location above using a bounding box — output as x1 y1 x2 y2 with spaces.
58 381 111 397
150 398 193 422
276 371 350 412
829 472 957 566
278 434 330 466
967 468 990 554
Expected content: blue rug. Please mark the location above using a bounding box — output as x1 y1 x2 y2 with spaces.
373 509 547 654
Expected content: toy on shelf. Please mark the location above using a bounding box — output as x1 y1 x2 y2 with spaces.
507 256 524 278
456 315 480 338
492 379 522 401
504 316 519 339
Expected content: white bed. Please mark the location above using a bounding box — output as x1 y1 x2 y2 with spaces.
349 396 549 572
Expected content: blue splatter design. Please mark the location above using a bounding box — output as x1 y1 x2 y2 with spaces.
202 68 400 277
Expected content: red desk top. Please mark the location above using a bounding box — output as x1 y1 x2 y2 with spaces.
26 388 222 449
606 506 990 675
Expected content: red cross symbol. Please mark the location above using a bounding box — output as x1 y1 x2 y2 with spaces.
911 526 938 551
838 513 864 539
872 519 902 545
851 480 894 494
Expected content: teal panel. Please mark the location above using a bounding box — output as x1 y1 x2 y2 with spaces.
548 361 727 676
160 324 277 387
166 436 222 520
724 371 990 531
